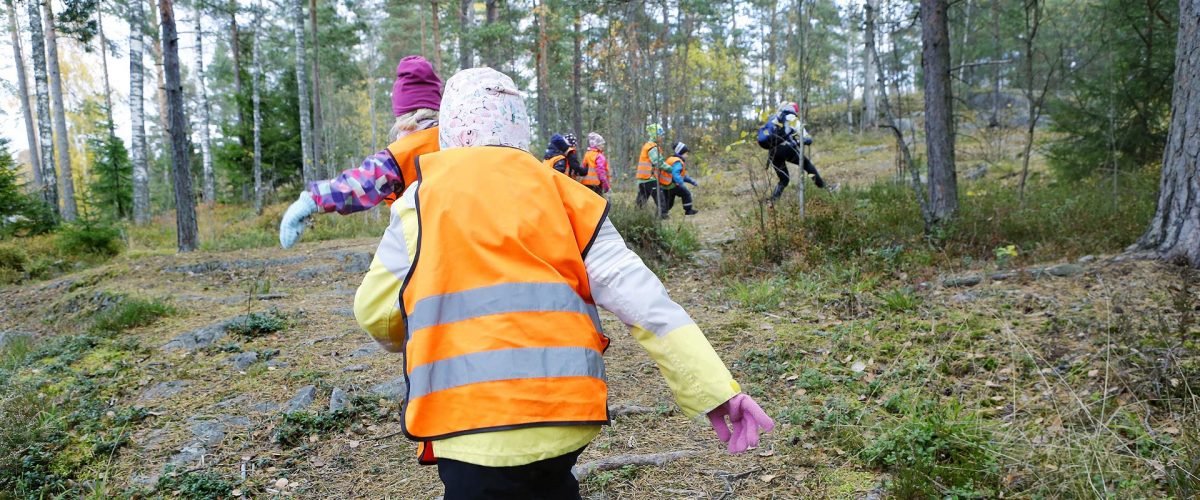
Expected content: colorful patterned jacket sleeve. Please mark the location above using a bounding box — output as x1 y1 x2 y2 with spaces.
307 150 402 215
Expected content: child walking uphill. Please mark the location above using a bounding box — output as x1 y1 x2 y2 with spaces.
543 133 586 179
659 141 699 218
580 132 610 195
278 55 442 249
352 67 774 499
758 101 827 203
635 124 668 209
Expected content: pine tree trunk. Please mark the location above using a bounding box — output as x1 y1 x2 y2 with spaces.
26 0 57 215
130 0 150 224
862 0 878 129
160 0 198 251
252 8 263 215
1137 0 1200 267
293 0 315 183
6 0 41 186
430 1 441 72
193 8 215 204
308 0 324 178
457 0 470 69
535 0 548 140
483 0 497 68
148 0 171 157
97 11 115 136
921 0 958 223
43 0 76 221
989 0 1000 127
572 14 582 140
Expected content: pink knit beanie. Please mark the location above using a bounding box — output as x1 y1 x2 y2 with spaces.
391 56 443 117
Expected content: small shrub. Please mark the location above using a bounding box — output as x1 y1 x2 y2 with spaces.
862 402 999 498
727 277 785 312
155 468 235 499
274 397 379 447
90 297 174 335
875 287 920 312
227 311 287 337
607 201 698 264
56 222 123 258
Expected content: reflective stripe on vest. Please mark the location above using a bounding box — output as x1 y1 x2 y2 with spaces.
581 150 601 186
384 127 441 207
637 141 658 180
401 146 611 441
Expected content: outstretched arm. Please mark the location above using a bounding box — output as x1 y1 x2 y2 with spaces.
308 151 404 215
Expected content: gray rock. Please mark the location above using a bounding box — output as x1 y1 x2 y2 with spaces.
990 271 1016 281
249 402 280 413
162 321 230 351
265 359 290 369
942 275 982 288
167 444 207 467
332 251 373 274
343 364 368 372
1048 264 1084 277
302 335 338 346
371 377 408 401
1078 255 1097 264
329 387 350 412
141 380 190 400
348 342 382 358
284 385 318 413
949 292 978 304
332 307 355 318
0 331 31 350
227 351 259 371
965 163 988 181
855 145 887 155
163 256 308 274
294 265 334 281
188 420 227 446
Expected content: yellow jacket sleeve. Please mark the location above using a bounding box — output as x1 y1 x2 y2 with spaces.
353 186 421 353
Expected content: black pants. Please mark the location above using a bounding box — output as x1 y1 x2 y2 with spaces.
586 185 604 196
437 446 586 500
635 181 661 209
769 144 825 201
661 185 694 216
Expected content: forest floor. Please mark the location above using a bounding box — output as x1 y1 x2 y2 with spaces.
1 131 1197 498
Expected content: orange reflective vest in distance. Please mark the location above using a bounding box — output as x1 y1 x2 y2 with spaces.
659 156 686 187
637 141 659 180
581 150 602 186
544 153 567 173
402 146 611 458
383 127 441 206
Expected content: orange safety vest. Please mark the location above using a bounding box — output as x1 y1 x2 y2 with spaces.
402 146 611 461
659 156 686 187
581 150 602 186
544 153 567 173
383 127 441 206
637 141 659 181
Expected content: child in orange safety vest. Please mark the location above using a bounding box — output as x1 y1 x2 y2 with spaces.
659 141 699 218
579 132 610 195
543 133 586 179
279 55 442 248
352 67 774 499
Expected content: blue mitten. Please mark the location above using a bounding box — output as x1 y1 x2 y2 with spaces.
279 193 319 249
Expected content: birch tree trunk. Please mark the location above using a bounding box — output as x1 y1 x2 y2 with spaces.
130 0 150 223
229 0 245 151
1136 0 1200 267
862 0 878 129
43 0 76 221
6 0 41 186
193 7 215 204
252 6 263 215
293 0 315 183
308 0 324 177
921 0 958 223
160 0 198 251
26 0 57 215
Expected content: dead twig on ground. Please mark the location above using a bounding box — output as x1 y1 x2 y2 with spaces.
572 450 701 481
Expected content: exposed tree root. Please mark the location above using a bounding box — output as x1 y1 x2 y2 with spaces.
572 450 701 481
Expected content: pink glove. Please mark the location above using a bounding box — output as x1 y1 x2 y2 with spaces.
707 394 775 454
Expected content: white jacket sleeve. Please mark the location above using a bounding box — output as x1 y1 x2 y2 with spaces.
584 218 739 417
